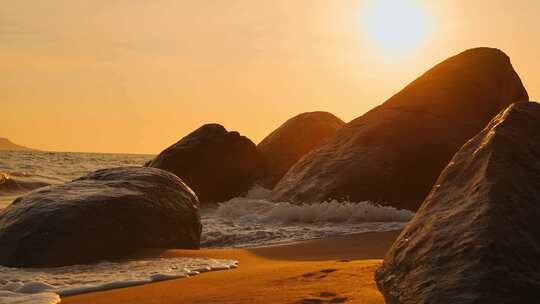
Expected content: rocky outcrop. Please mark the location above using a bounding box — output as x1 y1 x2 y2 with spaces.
0 138 34 151
270 48 528 210
258 112 345 188
0 167 201 267
376 102 540 303
147 124 266 203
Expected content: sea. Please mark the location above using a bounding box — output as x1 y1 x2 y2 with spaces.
0 150 413 304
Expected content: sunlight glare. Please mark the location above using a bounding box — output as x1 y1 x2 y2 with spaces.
363 0 432 57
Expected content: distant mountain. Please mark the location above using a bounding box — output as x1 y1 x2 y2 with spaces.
0 137 35 151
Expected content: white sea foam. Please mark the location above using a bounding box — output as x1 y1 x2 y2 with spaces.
201 186 414 248
0 257 238 304
0 291 60 304
215 197 412 223
0 152 416 303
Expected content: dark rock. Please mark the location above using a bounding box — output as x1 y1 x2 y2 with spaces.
147 124 266 203
375 102 540 303
0 167 201 267
0 138 34 151
258 112 344 188
270 48 528 210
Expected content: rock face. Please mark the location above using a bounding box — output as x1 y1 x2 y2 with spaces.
0 167 201 267
376 102 540 304
270 48 528 210
147 124 266 203
258 112 345 188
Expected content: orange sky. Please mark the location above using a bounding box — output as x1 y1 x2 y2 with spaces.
1 0 538 154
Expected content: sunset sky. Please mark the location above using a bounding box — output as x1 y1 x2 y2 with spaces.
1 0 538 154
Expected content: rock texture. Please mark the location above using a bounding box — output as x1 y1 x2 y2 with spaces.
147 124 266 203
258 112 345 188
376 101 540 304
0 167 201 267
270 48 528 210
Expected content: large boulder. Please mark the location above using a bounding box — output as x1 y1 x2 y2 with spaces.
0 167 201 267
270 48 528 210
376 102 540 303
147 124 266 203
258 112 345 188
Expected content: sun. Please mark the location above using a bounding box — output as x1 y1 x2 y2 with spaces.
363 0 432 57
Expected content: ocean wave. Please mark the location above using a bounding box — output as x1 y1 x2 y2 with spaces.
200 186 413 248
0 151 152 210
0 173 51 195
214 189 413 224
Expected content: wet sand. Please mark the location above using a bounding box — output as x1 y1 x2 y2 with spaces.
63 230 400 304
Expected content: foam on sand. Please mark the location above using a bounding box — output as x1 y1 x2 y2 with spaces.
0 291 60 304
0 257 238 304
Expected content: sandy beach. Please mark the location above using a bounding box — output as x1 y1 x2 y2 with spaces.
3 1 540 302
62 230 400 304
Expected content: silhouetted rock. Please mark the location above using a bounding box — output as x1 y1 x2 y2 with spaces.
0 167 201 267
258 112 345 188
270 48 528 210
376 102 540 304
0 138 34 151
147 124 266 203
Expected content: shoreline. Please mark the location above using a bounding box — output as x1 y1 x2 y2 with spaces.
63 230 400 304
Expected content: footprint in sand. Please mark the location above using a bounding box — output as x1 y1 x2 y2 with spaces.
301 269 338 280
328 297 348 303
320 268 337 274
299 298 323 304
297 295 348 304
